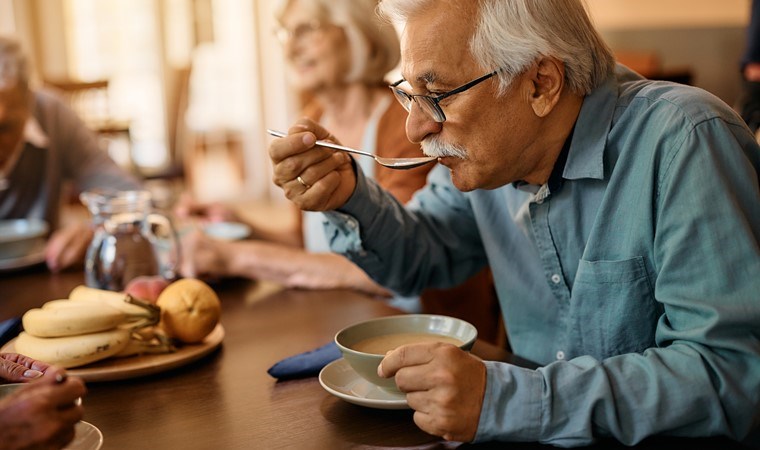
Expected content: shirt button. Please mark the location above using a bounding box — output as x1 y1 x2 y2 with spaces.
556 351 565 360
348 221 357 229
551 274 561 284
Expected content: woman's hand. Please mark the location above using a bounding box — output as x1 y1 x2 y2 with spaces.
177 229 232 279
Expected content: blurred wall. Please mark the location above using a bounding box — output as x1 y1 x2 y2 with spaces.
602 27 745 104
588 0 749 105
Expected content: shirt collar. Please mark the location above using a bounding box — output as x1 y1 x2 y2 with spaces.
513 69 619 195
562 70 619 181
513 126 573 198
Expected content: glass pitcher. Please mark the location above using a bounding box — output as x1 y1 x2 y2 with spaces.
80 189 180 291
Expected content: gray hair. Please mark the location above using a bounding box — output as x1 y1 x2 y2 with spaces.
0 35 30 92
275 0 401 85
379 0 615 96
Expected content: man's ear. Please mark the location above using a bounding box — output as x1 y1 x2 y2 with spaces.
528 57 565 118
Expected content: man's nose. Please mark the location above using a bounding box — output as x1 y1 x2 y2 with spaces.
404 103 442 145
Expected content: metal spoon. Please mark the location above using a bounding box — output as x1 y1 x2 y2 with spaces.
266 129 437 170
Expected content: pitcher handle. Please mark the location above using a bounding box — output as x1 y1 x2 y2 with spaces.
146 212 181 281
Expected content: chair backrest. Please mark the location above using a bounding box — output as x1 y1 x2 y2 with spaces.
43 79 129 133
44 78 135 174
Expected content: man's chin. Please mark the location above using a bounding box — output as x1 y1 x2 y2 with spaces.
447 168 477 192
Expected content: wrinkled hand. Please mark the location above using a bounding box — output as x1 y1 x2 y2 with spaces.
173 192 240 223
0 353 53 382
178 229 230 279
378 343 486 442
269 119 355 211
45 222 93 273
0 366 86 450
284 253 392 298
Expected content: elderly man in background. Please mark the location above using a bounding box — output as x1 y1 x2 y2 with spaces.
267 0 760 446
0 36 139 272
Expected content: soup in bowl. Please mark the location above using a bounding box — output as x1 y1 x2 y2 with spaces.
335 314 477 392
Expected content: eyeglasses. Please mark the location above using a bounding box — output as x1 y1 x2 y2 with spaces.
389 70 500 123
274 20 325 45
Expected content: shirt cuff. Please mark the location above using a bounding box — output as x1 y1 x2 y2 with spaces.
474 361 544 443
322 165 373 254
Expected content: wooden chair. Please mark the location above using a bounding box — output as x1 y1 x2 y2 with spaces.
43 79 135 172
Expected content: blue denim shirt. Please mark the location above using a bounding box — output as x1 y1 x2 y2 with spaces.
323 66 760 446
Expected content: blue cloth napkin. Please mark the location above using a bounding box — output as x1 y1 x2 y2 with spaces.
267 341 341 380
0 317 22 348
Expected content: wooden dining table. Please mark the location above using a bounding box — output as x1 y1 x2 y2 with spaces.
0 265 754 450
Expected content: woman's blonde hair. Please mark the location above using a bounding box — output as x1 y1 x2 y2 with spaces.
275 0 400 85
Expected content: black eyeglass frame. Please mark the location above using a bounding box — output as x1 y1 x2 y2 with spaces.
389 70 500 122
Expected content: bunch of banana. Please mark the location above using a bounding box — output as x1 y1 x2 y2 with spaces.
15 329 132 368
17 286 169 368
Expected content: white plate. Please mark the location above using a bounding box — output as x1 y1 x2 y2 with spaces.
203 221 251 241
0 249 46 271
318 358 408 410
64 421 103 450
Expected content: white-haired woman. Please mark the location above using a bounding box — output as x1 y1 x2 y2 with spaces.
176 0 433 301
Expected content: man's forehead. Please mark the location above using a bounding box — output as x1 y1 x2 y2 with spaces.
399 9 475 84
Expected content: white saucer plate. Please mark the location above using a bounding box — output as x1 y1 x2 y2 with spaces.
0 249 46 271
203 221 251 241
318 358 408 410
64 421 103 450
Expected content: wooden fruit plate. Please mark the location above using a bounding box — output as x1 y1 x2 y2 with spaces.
1 324 224 382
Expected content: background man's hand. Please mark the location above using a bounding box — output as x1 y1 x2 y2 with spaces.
45 222 93 273
269 119 356 211
0 353 52 381
378 343 487 442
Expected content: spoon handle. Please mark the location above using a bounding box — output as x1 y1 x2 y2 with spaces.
266 129 376 159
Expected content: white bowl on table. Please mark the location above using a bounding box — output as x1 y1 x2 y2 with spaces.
335 314 477 392
0 219 49 260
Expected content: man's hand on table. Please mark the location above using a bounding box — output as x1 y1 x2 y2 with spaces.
45 222 93 273
378 343 487 442
0 353 86 450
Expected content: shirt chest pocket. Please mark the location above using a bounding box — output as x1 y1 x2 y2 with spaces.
569 256 661 360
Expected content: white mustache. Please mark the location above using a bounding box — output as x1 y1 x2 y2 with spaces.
421 137 468 159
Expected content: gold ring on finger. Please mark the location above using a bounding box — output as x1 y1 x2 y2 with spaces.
296 175 312 189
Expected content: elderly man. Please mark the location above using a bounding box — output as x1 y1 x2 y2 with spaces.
267 0 760 446
0 36 139 272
